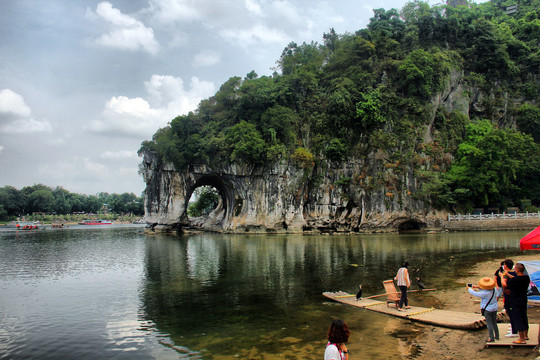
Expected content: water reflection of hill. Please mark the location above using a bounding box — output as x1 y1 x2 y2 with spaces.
140 231 526 357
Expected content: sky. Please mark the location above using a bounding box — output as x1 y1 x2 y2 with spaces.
0 0 458 196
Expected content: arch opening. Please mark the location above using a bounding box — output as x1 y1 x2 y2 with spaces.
184 175 235 231
187 185 221 220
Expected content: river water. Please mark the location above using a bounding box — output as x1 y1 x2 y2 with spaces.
0 226 527 359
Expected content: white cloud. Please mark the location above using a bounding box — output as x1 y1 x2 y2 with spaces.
91 1 159 54
220 24 289 47
100 150 138 160
192 50 221 68
87 75 215 138
46 135 70 147
167 32 189 48
2 118 53 133
0 89 53 133
148 0 205 23
244 0 263 15
106 96 158 118
0 89 31 117
146 0 304 48
0 145 4 154
38 157 109 182
268 0 300 25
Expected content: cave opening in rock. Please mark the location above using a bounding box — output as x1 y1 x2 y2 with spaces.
397 219 426 233
185 175 235 230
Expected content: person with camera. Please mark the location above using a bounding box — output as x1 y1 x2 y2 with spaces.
498 259 518 337
502 262 530 344
494 260 505 288
467 277 500 342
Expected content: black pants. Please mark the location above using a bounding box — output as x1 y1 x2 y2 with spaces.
399 285 408 308
508 301 529 332
504 297 518 334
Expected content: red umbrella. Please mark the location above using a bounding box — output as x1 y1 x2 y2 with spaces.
520 226 540 250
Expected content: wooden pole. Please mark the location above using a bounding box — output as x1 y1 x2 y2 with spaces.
363 288 437 299
335 288 437 299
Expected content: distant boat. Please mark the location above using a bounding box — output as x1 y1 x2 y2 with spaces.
6 221 43 229
6 221 25 228
78 220 113 225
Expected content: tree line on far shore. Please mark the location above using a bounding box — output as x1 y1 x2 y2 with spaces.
0 184 144 221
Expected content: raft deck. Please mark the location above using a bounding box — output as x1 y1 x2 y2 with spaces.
323 291 489 330
484 323 539 347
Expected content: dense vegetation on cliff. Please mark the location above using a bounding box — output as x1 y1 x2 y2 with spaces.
140 0 540 213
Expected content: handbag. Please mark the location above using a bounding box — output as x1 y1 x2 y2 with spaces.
481 289 495 316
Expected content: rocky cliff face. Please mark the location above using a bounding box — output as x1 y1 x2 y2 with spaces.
140 150 446 234
140 70 514 234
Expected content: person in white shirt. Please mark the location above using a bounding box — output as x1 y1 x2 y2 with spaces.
395 262 411 311
324 319 349 360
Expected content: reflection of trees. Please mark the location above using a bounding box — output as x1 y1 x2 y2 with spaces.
0 228 144 282
140 231 520 345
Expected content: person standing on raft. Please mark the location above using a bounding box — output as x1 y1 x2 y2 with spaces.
395 262 411 311
467 277 500 342
502 262 530 344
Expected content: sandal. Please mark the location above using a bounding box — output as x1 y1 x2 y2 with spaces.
486 338 494 343
405 306 411 309
512 340 527 344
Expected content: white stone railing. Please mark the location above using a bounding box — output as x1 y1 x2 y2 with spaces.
448 212 540 221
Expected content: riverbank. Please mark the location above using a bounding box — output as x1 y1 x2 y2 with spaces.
413 252 540 359
443 219 540 232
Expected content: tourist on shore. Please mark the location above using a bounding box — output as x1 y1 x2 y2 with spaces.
502 262 530 344
467 278 500 342
324 319 350 360
494 260 505 288
395 262 411 311
498 259 518 337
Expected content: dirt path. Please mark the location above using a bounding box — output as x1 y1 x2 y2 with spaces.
413 253 540 359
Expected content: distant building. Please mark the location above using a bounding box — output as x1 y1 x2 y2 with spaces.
100 203 110 214
505 4 518 14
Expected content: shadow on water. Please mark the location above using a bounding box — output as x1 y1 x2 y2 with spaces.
139 231 525 359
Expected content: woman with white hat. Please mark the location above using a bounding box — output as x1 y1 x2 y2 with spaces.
467 277 501 342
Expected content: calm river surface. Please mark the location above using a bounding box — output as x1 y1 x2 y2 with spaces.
0 226 527 359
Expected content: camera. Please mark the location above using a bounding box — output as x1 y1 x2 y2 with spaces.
467 283 473 287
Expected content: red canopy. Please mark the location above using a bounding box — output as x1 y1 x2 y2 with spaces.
520 226 540 250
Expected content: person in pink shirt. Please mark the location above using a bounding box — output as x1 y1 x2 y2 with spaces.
395 262 411 311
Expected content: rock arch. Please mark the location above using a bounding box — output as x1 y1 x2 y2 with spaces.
140 151 444 234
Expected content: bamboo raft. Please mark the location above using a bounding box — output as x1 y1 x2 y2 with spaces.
323 290 489 330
